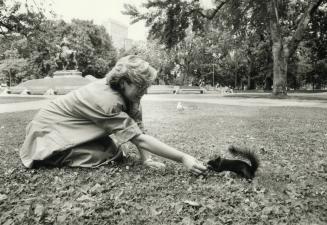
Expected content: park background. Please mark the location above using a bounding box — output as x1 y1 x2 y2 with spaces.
0 0 327 94
0 0 327 225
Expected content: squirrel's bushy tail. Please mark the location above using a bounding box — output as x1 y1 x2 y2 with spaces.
228 145 259 172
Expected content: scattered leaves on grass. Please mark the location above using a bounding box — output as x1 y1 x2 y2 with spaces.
0 103 327 224
0 194 8 201
183 200 201 207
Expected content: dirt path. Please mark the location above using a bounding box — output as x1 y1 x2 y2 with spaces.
143 94 327 108
1 94 327 114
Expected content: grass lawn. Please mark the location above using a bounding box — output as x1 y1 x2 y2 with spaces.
0 96 47 104
0 101 326 225
226 92 327 102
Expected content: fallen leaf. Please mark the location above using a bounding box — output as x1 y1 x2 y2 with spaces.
150 208 162 216
3 219 13 225
118 207 126 214
57 214 67 223
203 218 219 225
62 201 73 210
183 200 201 207
115 190 124 201
34 203 45 219
181 216 194 225
90 183 102 193
0 194 8 201
77 194 94 202
175 203 183 214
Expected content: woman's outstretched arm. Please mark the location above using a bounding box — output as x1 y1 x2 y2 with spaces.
131 134 207 174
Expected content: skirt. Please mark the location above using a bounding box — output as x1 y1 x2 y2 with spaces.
32 136 125 168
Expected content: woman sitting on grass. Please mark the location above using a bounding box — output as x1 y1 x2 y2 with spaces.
20 55 207 175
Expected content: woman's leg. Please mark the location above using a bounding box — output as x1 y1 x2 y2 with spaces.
34 136 124 168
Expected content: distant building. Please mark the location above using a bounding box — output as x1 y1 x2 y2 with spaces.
102 19 133 50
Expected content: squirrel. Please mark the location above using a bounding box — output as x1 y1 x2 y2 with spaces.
207 145 260 179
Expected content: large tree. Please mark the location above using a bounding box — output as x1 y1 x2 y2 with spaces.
124 0 326 95
303 5 327 88
0 49 28 86
0 19 117 80
267 0 324 94
65 19 117 77
1 1 117 80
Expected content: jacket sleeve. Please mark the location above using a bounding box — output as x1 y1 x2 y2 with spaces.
74 99 143 147
126 102 146 134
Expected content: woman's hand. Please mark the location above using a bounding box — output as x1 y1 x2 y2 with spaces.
132 134 207 173
182 155 207 175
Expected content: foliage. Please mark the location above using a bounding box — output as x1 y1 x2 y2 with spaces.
1 0 117 80
0 0 51 82
124 0 195 49
65 19 117 77
0 18 117 81
120 40 176 84
0 100 327 224
302 6 327 88
124 0 326 92
0 49 28 86
0 0 45 37
286 5 327 90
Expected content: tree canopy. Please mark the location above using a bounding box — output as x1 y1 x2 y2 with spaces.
0 2 117 86
61 19 117 77
0 0 326 90
0 0 45 37
124 0 327 94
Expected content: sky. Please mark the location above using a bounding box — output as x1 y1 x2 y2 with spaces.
29 0 148 41
26 0 216 41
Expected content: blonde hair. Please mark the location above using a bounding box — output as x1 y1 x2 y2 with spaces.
106 55 157 90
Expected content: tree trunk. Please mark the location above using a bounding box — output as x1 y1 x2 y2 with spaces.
269 0 287 96
268 0 324 96
264 76 273 91
247 59 255 90
271 41 288 95
181 63 188 85
9 70 12 87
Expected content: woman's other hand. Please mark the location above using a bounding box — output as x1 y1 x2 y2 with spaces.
143 158 166 169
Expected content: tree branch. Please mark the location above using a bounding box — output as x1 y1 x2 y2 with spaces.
193 0 228 20
268 0 283 44
286 0 324 59
0 20 14 33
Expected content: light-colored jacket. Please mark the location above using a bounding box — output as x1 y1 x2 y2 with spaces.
20 78 142 168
